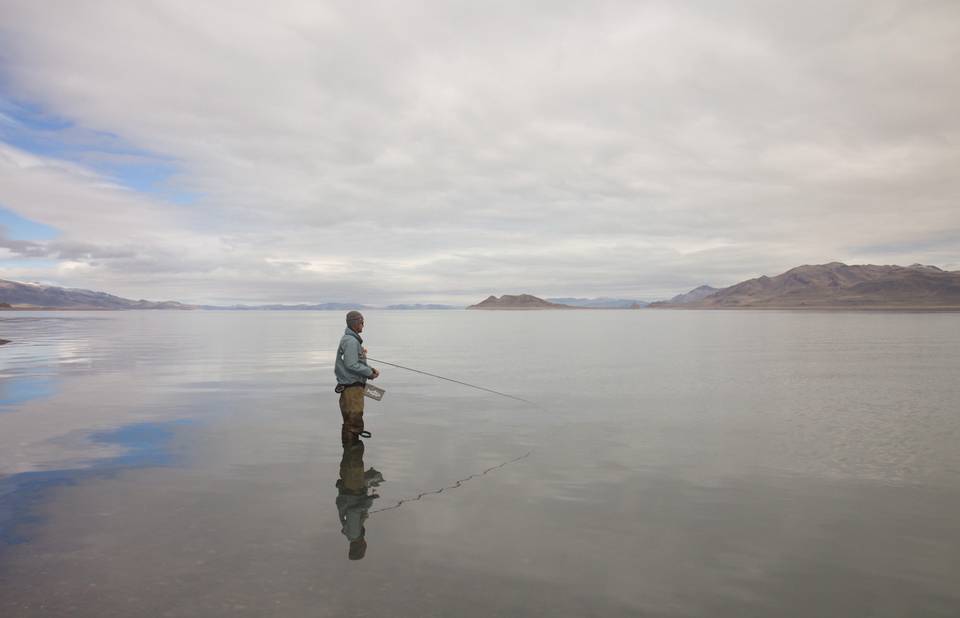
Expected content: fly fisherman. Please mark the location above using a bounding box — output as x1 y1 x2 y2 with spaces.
335 311 380 445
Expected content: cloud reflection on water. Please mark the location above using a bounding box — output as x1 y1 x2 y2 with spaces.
0 419 190 545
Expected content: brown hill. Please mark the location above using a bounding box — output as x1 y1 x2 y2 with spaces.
467 294 575 310
653 263 960 309
665 285 720 304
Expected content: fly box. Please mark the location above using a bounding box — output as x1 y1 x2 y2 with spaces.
364 383 385 401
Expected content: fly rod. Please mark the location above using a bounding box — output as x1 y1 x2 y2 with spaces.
365 357 536 406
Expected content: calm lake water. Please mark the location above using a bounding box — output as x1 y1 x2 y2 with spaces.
1 310 958 617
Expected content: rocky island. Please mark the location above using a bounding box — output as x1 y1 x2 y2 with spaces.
467 294 575 310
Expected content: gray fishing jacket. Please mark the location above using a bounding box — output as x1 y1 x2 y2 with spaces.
335 328 374 385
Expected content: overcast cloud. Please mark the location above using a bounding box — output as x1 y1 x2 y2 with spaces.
0 0 958 304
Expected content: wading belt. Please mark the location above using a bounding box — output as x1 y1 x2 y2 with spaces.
334 382 365 393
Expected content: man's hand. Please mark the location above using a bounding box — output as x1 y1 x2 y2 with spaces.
370 368 380 379
362 346 368 355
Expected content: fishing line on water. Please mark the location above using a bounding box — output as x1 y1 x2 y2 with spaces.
365 356 538 406
369 450 533 515
354 358 542 516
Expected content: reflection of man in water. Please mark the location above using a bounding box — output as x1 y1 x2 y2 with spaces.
336 440 384 560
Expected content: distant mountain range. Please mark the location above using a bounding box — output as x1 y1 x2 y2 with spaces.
0 279 191 310
548 297 649 308
0 279 462 310
204 303 461 310
652 263 960 309
5 262 959 311
385 304 461 310
197 303 369 311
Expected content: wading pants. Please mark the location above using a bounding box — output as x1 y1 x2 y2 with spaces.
339 385 365 444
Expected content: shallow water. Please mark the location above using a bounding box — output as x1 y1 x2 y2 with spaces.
1 310 959 616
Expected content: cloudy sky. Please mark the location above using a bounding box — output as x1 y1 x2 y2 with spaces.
0 1 957 304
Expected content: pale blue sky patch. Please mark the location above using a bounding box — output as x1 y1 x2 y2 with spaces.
851 232 960 257
0 206 58 240
0 258 60 270
0 94 198 205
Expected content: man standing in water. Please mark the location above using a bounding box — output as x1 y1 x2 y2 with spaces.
335 311 380 445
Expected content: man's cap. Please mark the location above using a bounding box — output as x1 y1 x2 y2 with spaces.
346 310 364 325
